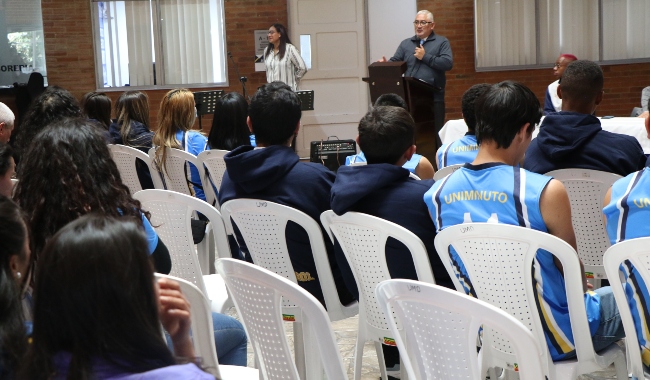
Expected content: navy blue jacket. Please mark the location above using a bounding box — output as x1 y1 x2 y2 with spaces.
218 145 353 306
389 32 453 101
330 164 454 300
524 112 646 176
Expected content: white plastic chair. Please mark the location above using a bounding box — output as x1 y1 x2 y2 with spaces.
433 163 463 180
320 211 436 380
154 273 258 379
604 237 650 380
220 199 358 379
434 223 627 380
108 144 164 194
376 279 546 380
216 258 347 380
134 189 232 313
197 149 229 209
149 146 212 202
545 169 621 285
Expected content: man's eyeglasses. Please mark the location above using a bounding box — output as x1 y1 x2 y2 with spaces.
553 63 566 68
413 21 433 26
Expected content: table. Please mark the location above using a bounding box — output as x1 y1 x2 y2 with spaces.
439 117 650 154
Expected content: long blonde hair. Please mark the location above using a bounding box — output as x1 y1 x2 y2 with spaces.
153 88 197 173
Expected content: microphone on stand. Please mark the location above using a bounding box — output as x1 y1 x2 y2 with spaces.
228 51 249 101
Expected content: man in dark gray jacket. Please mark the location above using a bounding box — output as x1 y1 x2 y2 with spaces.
380 9 453 145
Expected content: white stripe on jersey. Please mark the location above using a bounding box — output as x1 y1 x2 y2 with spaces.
615 171 641 243
519 168 531 228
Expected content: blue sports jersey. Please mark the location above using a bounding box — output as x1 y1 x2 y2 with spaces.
176 130 208 201
436 133 479 169
603 167 650 366
345 151 422 175
424 162 601 361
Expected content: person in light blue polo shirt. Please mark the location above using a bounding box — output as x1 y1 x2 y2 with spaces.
425 81 624 361
436 84 489 169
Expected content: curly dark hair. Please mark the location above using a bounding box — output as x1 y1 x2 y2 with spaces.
14 118 146 258
14 86 82 159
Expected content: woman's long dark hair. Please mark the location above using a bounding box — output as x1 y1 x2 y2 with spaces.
0 196 30 378
19 215 176 379
264 23 292 60
14 86 82 159
115 91 152 148
81 92 112 131
13 118 146 259
208 92 251 151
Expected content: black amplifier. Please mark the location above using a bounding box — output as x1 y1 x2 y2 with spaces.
310 139 357 172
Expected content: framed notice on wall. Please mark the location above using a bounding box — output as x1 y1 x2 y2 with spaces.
255 30 268 72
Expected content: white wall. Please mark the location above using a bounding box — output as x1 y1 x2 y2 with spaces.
367 0 417 64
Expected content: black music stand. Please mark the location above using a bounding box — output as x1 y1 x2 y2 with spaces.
193 90 224 131
296 90 314 111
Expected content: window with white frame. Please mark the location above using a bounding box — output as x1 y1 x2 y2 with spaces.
91 0 227 89
0 0 47 87
475 0 650 70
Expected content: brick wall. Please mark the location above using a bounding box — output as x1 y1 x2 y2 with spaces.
421 0 650 119
1 0 648 129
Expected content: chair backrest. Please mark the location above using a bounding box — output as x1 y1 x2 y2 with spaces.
154 273 221 378
603 237 650 380
220 199 357 322
320 211 435 340
197 149 229 208
108 144 164 194
433 163 463 180
149 146 210 200
434 223 601 375
134 190 231 294
376 279 545 380
216 258 347 380
545 169 621 277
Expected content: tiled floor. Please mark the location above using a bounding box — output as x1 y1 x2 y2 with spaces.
227 309 623 379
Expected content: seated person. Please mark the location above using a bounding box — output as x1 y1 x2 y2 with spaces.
425 81 624 361
0 102 15 144
525 60 645 176
19 215 215 379
332 105 454 297
345 93 435 179
602 101 650 369
219 82 354 306
543 54 577 115
208 92 256 151
436 83 490 169
81 91 112 140
0 143 15 197
0 196 32 379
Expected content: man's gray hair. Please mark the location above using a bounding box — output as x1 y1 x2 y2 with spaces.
417 10 434 23
0 103 14 127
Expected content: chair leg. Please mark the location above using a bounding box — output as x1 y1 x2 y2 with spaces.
613 352 628 380
302 314 323 380
293 322 306 379
375 342 388 380
353 330 364 380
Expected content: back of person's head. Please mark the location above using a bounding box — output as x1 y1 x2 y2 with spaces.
249 82 301 146
116 91 150 146
14 118 142 258
0 143 15 198
81 92 112 131
0 196 30 376
461 83 491 131
358 106 415 164
209 92 250 151
21 215 175 379
374 93 407 109
559 60 603 106
16 86 82 155
475 81 542 148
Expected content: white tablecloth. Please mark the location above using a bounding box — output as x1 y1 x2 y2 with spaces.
439 117 650 154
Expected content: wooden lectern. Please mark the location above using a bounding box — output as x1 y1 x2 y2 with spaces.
362 61 439 158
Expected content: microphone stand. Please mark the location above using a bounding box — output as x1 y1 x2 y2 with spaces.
228 51 249 100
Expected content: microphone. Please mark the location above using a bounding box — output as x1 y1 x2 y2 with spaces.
228 51 249 100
